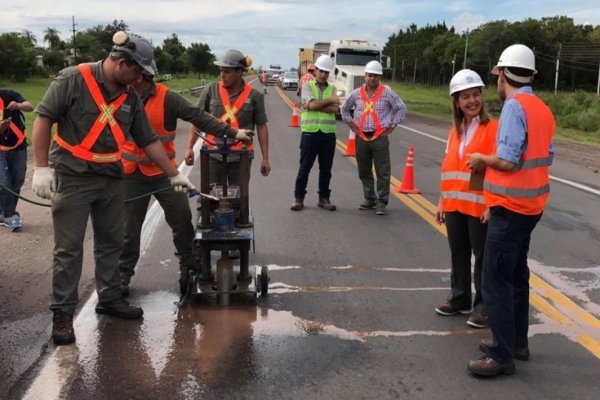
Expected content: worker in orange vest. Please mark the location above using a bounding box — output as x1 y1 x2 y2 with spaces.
466 44 555 378
434 69 497 329
297 63 316 97
30 32 196 346
119 60 254 297
261 70 268 94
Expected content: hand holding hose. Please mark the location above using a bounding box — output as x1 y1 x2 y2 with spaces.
32 167 56 199
169 172 196 193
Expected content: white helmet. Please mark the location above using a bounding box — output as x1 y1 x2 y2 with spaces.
492 44 537 77
365 60 383 75
314 54 334 72
449 69 484 95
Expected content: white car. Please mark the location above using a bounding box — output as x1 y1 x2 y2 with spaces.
281 71 299 90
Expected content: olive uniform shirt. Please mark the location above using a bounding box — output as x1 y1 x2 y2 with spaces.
196 80 267 162
36 61 157 178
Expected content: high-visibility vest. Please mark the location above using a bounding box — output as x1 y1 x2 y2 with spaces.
356 84 386 141
300 80 336 133
203 82 254 151
440 119 498 218
53 63 128 163
121 83 176 176
484 93 555 215
0 97 26 151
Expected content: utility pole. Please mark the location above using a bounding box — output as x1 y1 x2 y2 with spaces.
71 16 78 60
463 30 469 69
392 45 397 82
452 53 456 77
554 44 561 95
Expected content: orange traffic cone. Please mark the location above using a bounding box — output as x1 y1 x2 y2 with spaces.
344 131 356 157
289 102 300 127
396 146 421 194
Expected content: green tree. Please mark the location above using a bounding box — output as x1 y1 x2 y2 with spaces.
161 34 187 73
187 42 216 73
43 27 63 51
0 32 37 80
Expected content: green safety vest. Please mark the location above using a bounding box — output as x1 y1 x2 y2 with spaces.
300 80 336 133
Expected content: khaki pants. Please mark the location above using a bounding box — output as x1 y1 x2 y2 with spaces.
50 174 124 313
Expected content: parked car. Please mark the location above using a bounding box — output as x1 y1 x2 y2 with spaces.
281 71 299 91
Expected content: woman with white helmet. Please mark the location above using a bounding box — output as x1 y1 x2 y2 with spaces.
434 69 498 329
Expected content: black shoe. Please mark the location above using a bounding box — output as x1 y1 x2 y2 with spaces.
479 338 530 361
358 201 376 210
317 198 336 211
95 298 143 319
52 311 75 346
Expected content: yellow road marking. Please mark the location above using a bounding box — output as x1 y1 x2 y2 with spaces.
277 89 600 359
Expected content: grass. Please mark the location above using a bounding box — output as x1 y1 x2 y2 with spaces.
3 75 599 145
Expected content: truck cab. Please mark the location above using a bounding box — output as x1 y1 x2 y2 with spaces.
327 39 381 106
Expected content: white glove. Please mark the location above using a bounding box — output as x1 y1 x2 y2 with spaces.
169 172 196 193
235 129 254 144
32 167 56 199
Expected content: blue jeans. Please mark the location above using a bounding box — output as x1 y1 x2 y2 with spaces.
0 147 27 217
482 206 542 362
294 131 336 199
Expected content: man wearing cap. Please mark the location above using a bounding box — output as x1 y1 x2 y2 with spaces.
184 49 270 186
297 63 316 97
291 55 339 211
31 31 195 346
119 61 254 297
466 44 555 377
341 60 407 216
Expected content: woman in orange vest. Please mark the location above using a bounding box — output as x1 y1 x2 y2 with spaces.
434 69 497 329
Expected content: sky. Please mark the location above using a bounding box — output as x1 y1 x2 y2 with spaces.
2 0 599 70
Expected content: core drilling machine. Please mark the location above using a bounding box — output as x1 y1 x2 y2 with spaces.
182 137 269 305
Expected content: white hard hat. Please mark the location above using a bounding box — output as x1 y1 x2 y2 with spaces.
492 44 537 78
365 60 383 75
315 54 334 72
449 69 484 95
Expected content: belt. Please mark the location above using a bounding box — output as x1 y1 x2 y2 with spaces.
362 131 375 138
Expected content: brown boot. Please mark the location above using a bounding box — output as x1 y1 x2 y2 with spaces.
95 298 143 319
467 356 515 377
52 311 75 346
318 198 336 211
290 198 304 211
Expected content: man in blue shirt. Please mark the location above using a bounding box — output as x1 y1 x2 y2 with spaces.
0 89 33 231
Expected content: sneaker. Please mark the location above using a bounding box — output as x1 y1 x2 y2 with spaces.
4 214 21 232
52 311 76 346
467 312 489 328
290 198 304 211
467 355 515 377
95 298 143 319
434 302 472 316
375 204 387 215
479 338 530 361
358 201 376 210
317 198 336 211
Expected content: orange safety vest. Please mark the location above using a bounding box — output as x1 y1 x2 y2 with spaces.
0 97 26 151
53 63 128 163
440 119 498 218
121 83 176 176
356 85 386 141
484 93 555 215
203 81 254 151
299 73 314 89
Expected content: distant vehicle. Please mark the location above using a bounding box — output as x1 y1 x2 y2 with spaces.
266 65 282 85
280 71 299 91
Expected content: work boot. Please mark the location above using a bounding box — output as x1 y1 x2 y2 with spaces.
467 356 515 377
290 198 304 211
358 201 376 210
95 298 143 319
317 198 336 211
52 311 75 346
375 203 387 215
479 338 530 361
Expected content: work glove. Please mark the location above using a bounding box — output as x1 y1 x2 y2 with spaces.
169 172 196 193
235 129 254 144
32 167 56 199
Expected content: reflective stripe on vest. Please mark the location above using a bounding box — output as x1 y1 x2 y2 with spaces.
203 82 254 151
122 83 177 176
356 85 386 141
439 120 498 218
300 80 336 133
483 93 555 215
0 97 27 151
53 63 128 163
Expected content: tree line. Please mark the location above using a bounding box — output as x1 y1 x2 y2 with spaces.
0 20 218 81
384 16 600 91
